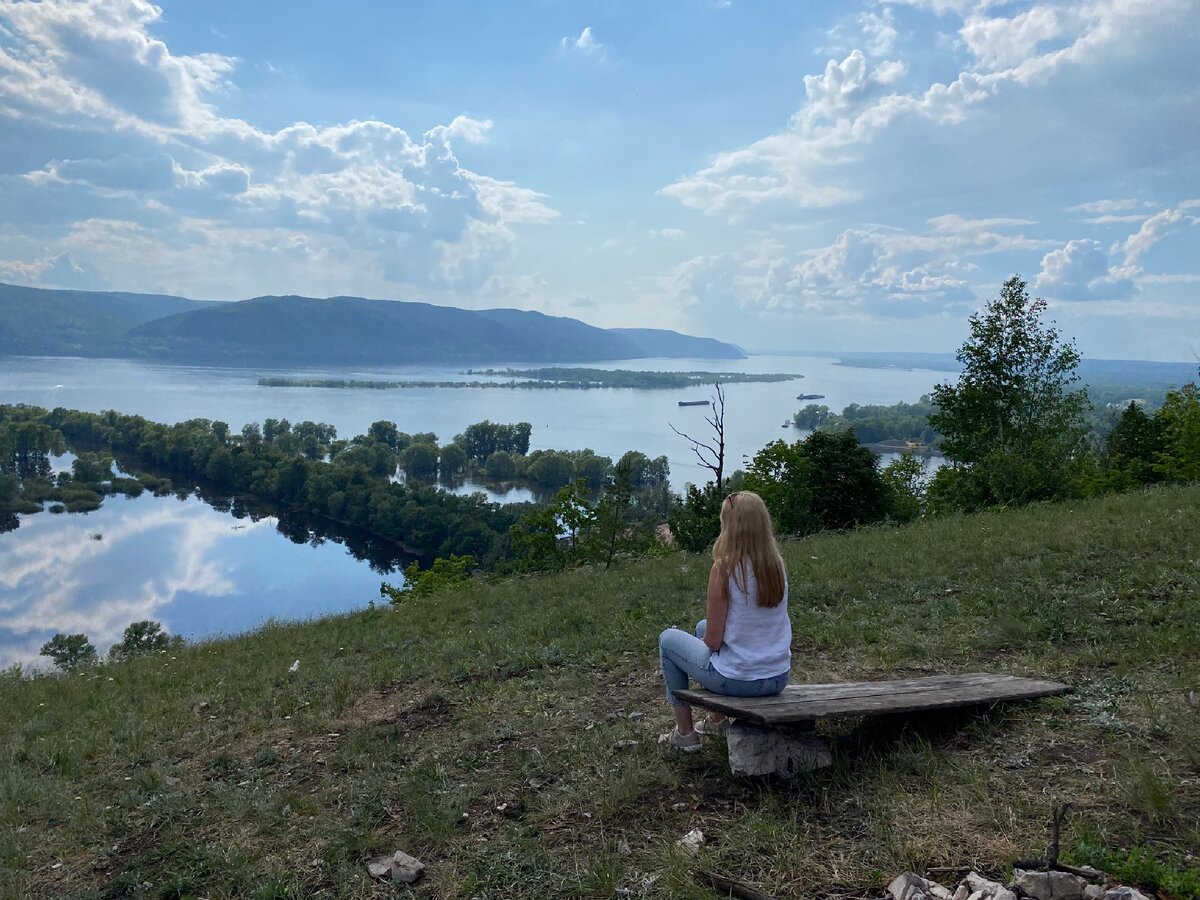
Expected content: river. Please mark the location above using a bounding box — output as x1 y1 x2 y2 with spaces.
0 353 946 668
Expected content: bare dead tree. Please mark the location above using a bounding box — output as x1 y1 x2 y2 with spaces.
669 382 726 489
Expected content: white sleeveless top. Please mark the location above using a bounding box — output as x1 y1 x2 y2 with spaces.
711 562 791 680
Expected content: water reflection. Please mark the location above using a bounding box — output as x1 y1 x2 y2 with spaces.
0 490 406 670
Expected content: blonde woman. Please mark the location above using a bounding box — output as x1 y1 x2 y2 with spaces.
659 490 791 751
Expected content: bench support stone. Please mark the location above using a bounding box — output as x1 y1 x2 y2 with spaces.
726 721 831 778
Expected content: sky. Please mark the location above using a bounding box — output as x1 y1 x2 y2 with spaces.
0 0 1197 361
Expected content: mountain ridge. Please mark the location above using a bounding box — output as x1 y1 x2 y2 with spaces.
0 282 744 364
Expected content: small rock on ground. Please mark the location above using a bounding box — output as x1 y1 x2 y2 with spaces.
1013 868 1087 900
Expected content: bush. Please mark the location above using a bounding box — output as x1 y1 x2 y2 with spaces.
381 554 476 603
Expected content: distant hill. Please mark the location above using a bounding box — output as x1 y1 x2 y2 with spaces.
611 327 744 359
0 283 216 357
0 282 744 365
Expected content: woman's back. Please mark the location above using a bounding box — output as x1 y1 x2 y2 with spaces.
711 562 791 680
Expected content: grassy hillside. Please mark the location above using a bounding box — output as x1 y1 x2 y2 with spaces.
2 486 1199 899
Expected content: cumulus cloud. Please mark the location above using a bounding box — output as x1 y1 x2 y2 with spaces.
1035 239 1136 301
662 2 1200 223
668 221 990 330
0 0 556 297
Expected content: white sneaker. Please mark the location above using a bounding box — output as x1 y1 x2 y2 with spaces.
659 726 702 753
693 716 729 737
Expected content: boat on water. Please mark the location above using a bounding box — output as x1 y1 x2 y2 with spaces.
781 421 791 428
677 400 710 407
797 393 826 400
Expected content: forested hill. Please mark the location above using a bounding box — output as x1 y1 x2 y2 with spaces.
0 282 217 358
0 282 744 364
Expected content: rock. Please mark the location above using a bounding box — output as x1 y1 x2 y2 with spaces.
726 722 832 777
366 850 425 884
952 886 969 900
964 872 1017 900
1104 889 1151 900
1012 869 1086 900
288 659 300 673
888 872 948 900
390 850 425 884
677 828 705 855
1082 886 1105 900
366 855 392 878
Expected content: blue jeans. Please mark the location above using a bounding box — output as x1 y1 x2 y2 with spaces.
659 619 789 708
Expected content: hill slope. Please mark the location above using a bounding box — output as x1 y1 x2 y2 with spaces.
3 485 1198 898
0 282 215 357
0 282 744 364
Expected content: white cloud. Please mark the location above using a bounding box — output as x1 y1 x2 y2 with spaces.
1035 239 1136 301
560 26 606 59
0 251 104 289
1069 198 1157 214
662 2 1200 224
650 228 685 238
960 5 1080 69
0 0 556 298
1119 209 1191 266
859 8 899 56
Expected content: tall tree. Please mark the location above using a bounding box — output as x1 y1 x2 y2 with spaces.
929 275 1089 508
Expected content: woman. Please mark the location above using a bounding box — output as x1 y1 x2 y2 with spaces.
659 490 791 751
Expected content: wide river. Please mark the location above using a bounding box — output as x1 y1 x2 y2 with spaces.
0 354 945 668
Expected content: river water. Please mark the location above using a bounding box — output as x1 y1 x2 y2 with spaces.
0 354 945 668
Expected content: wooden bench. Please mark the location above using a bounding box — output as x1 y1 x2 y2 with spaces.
675 672 1071 777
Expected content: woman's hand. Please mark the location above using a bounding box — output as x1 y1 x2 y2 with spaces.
703 563 729 651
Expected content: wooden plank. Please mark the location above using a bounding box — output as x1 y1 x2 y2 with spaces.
675 674 1071 725
686 673 1004 708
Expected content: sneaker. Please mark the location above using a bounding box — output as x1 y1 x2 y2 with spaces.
658 726 702 753
693 716 729 737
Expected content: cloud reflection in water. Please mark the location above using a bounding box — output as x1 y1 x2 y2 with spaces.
0 493 390 669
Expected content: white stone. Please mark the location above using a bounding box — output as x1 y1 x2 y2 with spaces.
1082 886 1105 900
677 828 705 855
952 886 970 900
726 722 832 778
964 872 1017 900
1104 889 1152 900
390 850 425 884
887 872 957 900
1013 869 1086 900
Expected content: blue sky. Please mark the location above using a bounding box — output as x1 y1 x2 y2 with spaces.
0 0 1197 360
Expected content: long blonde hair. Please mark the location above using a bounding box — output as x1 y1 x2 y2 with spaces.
712 490 786 608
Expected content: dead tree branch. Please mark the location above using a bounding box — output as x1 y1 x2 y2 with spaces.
669 383 726 488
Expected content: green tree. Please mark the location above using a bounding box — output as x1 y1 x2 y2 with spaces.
667 482 723 553
929 275 1089 509
881 453 928 522
109 620 182 661
485 450 517 480
400 442 439 481
1153 382 1200 482
527 451 575 489
40 633 97 671
438 443 468 478
71 452 114 485
741 439 816 535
